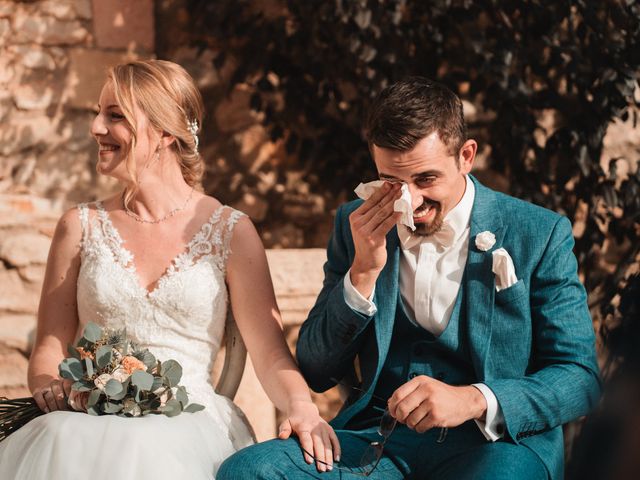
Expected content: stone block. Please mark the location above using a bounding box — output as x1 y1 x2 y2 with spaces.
40 0 79 21
66 48 137 109
0 232 51 267
59 111 95 152
0 2 14 18
12 12 89 46
0 53 15 85
0 342 29 388
0 112 57 156
0 90 11 122
11 45 57 70
92 0 154 51
0 268 40 313
266 249 326 296
13 83 54 111
18 264 47 284
0 194 62 220
0 18 9 45
73 0 92 20
0 313 36 351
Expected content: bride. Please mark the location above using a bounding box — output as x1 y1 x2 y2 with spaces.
0 59 339 479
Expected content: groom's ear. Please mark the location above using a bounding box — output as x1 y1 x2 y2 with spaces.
458 139 477 174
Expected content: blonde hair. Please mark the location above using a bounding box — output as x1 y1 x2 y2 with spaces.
106 60 204 206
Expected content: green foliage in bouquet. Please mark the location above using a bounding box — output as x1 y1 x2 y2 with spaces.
59 322 204 417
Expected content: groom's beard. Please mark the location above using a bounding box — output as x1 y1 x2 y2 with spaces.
412 199 444 236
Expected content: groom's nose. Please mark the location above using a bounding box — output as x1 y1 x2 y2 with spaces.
408 184 424 211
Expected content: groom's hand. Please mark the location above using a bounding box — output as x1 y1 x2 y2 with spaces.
388 375 487 433
349 182 402 298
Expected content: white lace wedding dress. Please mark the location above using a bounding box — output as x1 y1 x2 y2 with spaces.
0 202 255 479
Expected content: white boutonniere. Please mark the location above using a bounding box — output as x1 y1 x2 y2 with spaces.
475 231 496 251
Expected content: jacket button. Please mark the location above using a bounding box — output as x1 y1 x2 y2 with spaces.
409 372 418 379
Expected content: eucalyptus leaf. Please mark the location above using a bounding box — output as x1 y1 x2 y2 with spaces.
59 357 83 381
87 405 101 416
66 344 81 360
151 376 164 393
96 345 113 368
131 370 154 391
109 381 129 401
104 379 124 397
140 350 156 369
102 402 123 414
160 398 182 417
72 380 93 392
184 403 205 413
87 388 103 408
83 357 94 377
82 322 103 343
161 360 183 387
175 386 188 407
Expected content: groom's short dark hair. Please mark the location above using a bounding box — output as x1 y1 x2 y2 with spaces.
364 76 467 157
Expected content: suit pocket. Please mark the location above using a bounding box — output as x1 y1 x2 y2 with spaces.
495 278 527 305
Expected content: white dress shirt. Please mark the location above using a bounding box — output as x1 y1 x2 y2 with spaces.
343 176 505 441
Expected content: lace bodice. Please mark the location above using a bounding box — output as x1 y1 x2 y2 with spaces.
76 202 245 410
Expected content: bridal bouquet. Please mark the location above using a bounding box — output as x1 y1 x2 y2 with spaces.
0 322 203 441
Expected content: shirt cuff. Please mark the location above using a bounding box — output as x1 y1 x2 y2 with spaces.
472 383 505 442
343 269 378 316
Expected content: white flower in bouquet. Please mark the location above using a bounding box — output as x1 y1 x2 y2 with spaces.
111 368 130 383
94 374 113 391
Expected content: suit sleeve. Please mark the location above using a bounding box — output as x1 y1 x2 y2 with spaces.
483 216 601 442
296 204 375 392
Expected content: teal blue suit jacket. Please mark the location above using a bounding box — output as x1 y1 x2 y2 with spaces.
296 176 601 479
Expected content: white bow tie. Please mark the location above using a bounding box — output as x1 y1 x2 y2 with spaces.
398 222 457 251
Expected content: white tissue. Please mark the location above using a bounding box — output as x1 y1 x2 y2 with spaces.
354 180 415 231
491 248 518 292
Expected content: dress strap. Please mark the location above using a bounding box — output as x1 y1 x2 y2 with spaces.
220 208 247 269
77 203 90 246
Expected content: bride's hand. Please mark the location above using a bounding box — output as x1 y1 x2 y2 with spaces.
33 378 72 413
278 400 341 472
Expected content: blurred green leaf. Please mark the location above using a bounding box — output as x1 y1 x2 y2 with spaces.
184 403 205 413
83 357 94 377
59 357 83 381
104 379 124 397
131 370 154 391
161 360 183 387
82 322 102 343
96 345 113 369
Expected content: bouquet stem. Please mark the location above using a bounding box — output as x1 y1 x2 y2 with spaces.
0 397 44 442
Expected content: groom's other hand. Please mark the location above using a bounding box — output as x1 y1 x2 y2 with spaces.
349 182 402 298
388 375 487 433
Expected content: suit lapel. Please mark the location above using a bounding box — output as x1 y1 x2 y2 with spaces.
466 176 506 380
373 228 400 375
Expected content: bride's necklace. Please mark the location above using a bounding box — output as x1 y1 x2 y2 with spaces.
123 187 195 224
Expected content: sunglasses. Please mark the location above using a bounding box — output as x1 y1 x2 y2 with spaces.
300 379 397 476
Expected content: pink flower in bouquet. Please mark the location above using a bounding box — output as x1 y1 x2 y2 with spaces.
76 347 94 360
121 356 146 374
68 390 89 412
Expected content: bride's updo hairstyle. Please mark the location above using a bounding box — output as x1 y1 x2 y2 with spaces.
107 59 204 198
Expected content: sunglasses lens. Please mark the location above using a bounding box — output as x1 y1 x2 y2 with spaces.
378 411 397 437
360 442 383 473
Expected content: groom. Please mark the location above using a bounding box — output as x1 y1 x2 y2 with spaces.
218 77 600 479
